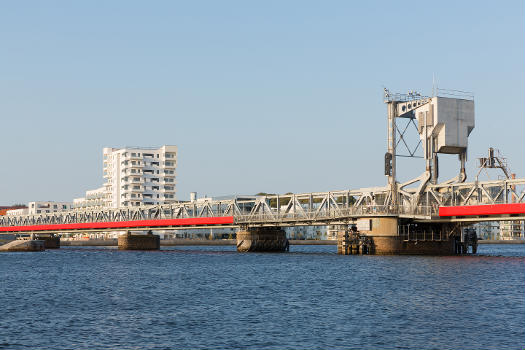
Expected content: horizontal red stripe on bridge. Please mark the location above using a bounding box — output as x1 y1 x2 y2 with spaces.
439 203 525 217
0 216 234 233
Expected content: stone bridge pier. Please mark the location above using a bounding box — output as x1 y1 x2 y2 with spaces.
236 227 289 252
118 231 160 250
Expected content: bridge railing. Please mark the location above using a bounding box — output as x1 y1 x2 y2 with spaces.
235 205 406 224
1 178 523 229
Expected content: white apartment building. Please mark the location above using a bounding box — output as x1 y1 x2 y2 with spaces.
73 187 106 210
103 145 177 207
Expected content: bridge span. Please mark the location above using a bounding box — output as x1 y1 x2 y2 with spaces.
1 177 524 254
2 87 524 254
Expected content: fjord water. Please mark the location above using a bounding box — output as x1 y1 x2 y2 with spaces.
0 244 523 350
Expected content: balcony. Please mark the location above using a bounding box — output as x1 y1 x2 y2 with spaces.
123 153 142 160
127 162 143 169
121 186 144 193
126 177 143 184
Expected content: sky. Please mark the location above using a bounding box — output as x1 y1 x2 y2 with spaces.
0 0 523 204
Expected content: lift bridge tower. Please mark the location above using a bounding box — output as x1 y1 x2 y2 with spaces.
383 88 475 210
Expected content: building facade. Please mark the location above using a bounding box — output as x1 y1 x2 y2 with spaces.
103 146 178 207
6 201 73 216
73 187 106 210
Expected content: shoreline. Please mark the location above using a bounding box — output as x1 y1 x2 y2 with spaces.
477 239 525 244
59 239 338 246
3 238 524 247
55 238 525 246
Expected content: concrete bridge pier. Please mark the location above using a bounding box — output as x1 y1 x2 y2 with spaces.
118 231 160 250
34 233 60 249
347 218 458 255
236 227 289 252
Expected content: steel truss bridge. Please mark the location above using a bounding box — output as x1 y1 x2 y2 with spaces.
1 178 524 234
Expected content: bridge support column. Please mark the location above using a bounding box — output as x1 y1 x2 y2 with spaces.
337 227 374 255
236 227 289 252
357 218 457 255
118 231 160 250
34 233 60 249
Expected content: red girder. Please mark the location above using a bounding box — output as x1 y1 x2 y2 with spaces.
439 203 525 217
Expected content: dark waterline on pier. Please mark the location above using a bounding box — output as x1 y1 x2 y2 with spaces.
0 244 524 350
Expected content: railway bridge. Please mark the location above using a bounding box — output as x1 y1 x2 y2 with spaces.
1 88 524 254
1 177 524 254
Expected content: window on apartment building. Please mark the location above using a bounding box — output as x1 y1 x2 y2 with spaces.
153 186 159 190
157 194 159 198
62 205 67 209
131 194 136 198
36 210 40 213
133 186 140 190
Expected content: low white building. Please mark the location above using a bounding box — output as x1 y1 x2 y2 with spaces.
8 201 73 215
29 201 72 215
6 208 29 216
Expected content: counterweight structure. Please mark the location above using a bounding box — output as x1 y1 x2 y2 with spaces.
383 88 475 212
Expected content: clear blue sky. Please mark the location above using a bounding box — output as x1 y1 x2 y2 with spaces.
1 1 523 204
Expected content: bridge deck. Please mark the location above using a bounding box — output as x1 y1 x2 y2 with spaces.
0 216 234 233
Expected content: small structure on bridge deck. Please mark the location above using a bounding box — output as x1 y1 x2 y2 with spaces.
118 231 160 250
236 227 289 252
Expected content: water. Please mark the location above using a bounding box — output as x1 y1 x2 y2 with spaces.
0 244 524 350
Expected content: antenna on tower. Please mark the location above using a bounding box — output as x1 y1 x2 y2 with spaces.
432 73 437 97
